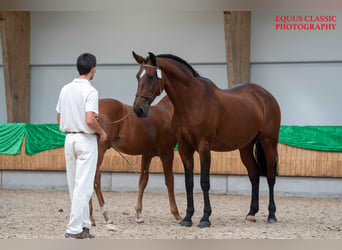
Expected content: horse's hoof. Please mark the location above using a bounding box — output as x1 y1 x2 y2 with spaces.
106 223 121 232
135 213 144 223
135 217 144 223
105 219 114 224
180 220 193 227
176 215 183 224
267 217 277 224
246 215 256 223
197 221 211 228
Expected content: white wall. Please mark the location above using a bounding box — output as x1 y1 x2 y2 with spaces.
250 11 342 125
1 11 342 125
30 11 226 64
28 11 228 123
251 11 342 62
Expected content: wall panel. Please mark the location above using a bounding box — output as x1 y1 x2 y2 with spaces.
1 142 342 178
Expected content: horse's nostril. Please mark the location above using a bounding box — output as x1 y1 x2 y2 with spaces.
138 108 144 116
133 107 145 117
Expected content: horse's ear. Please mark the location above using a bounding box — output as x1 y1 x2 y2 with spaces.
132 51 145 64
148 52 157 66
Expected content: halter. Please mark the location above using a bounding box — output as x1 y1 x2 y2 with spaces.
135 64 163 101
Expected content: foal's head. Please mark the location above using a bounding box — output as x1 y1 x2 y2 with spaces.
132 51 164 117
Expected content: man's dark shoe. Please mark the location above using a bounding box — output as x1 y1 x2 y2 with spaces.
65 231 83 239
65 228 94 239
80 227 95 239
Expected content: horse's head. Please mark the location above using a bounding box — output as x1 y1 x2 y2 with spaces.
132 51 164 117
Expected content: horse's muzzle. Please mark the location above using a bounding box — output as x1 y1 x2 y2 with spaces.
133 104 150 118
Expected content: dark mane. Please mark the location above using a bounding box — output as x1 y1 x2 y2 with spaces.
156 54 200 77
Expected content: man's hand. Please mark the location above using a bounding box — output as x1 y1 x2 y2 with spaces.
98 131 107 143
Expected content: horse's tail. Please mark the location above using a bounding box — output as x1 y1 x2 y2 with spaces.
254 140 278 177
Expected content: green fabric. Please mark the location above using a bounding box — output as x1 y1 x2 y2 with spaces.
1 124 342 155
0 123 26 155
25 124 66 155
279 126 342 152
0 123 66 155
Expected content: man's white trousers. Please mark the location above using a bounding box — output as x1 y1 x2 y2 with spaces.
64 133 98 234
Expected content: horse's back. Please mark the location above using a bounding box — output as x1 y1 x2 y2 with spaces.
224 83 281 135
221 83 280 115
209 83 281 148
99 97 176 155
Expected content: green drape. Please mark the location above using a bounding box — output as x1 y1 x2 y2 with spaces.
0 124 342 155
25 124 66 155
0 123 26 155
0 123 66 155
279 126 342 152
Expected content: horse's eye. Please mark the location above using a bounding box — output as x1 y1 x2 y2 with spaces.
147 75 155 83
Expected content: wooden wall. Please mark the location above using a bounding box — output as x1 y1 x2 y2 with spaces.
1 141 342 177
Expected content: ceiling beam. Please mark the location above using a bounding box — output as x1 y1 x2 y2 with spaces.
224 11 251 88
0 11 30 122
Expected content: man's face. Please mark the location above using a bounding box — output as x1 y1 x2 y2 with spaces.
90 67 96 80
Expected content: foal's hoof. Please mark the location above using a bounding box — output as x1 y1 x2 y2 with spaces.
267 217 277 224
197 220 211 228
246 215 256 223
180 220 193 227
135 213 144 223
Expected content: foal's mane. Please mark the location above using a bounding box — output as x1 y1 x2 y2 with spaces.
155 54 200 77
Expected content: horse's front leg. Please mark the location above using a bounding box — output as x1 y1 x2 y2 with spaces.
179 145 195 227
93 169 113 224
89 197 95 226
135 155 151 223
160 150 182 223
198 145 212 228
92 144 113 225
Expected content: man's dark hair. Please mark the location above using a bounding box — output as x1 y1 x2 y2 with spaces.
77 53 97 75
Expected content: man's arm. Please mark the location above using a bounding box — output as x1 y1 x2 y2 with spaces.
57 113 61 125
86 111 107 142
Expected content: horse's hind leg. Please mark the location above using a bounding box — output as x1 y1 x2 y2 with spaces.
259 136 278 223
135 155 152 223
239 142 260 222
160 150 182 223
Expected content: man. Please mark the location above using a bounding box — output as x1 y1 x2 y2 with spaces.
56 53 107 239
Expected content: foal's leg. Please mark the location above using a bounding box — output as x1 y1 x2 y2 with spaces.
135 155 152 223
198 145 212 228
239 143 260 222
259 137 278 223
160 150 182 223
91 143 113 225
179 145 195 227
89 197 95 226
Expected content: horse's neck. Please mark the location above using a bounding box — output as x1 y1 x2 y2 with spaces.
160 62 200 115
157 96 174 116
163 75 203 117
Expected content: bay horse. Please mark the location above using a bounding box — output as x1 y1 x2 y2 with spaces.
89 95 182 226
132 52 281 228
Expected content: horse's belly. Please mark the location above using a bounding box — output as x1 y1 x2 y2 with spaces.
211 131 257 151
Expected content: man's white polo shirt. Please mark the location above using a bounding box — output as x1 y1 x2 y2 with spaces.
56 78 98 133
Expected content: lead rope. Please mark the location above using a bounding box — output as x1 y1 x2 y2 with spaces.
100 109 138 174
109 143 139 174
106 109 133 124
